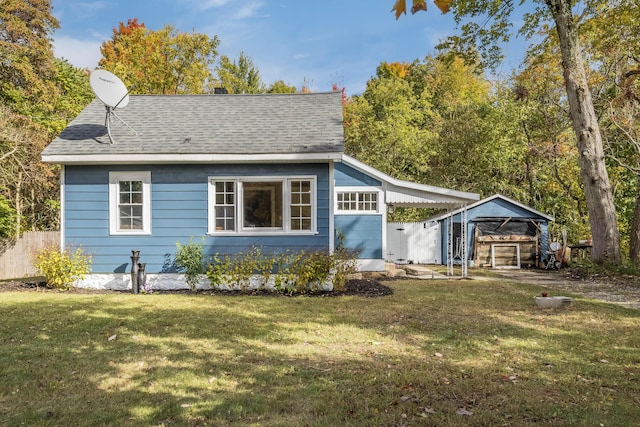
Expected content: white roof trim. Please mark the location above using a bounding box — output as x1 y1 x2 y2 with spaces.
427 193 555 222
42 152 343 165
341 154 479 206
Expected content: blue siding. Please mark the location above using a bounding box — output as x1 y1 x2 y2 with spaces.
335 162 381 187
334 215 383 259
64 164 331 273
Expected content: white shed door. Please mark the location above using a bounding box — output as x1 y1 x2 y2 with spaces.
387 222 441 264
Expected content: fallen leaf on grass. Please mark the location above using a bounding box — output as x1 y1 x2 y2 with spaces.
500 374 519 383
417 407 436 417
456 408 474 416
108 334 117 341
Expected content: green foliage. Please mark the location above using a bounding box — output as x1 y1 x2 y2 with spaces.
215 52 265 94
0 193 15 238
99 19 220 94
33 245 92 289
0 0 60 118
266 80 298 94
49 58 94 135
0 4 91 237
206 246 358 294
174 237 205 290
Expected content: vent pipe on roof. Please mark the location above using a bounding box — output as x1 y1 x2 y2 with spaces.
214 87 228 94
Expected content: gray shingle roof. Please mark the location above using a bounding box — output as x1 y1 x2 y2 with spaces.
42 92 344 162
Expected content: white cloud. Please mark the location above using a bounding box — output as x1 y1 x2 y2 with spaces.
53 36 102 70
234 1 263 19
192 0 232 10
72 1 110 14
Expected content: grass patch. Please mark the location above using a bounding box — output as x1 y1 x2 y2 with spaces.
1 279 639 426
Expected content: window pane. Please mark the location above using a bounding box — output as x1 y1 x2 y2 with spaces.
131 192 143 204
119 193 131 204
215 206 235 231
131 217 143 229
243 181 282 228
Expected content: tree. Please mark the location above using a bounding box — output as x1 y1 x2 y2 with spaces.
344 61 439 220
99 19 220 94
0 1 93 236
581 1 640 263
215 52 265 94
0 0 60 119
0 104 53 236
392 0 622 264
267 80 298 94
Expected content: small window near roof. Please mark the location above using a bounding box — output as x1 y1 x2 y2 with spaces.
336 191 379 213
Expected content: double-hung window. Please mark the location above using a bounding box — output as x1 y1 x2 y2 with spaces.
209 176 316 234
109 171 151 235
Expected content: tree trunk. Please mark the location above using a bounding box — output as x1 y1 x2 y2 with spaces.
545 0 621 264
15 171 22 238
630 176 640 266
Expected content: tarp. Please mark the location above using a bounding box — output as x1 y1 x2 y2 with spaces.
473 217 539 237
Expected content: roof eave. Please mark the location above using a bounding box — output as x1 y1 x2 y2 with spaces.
341 154 480 204
41 152 343 165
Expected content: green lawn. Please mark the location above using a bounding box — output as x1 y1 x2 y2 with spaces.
1 278 639 426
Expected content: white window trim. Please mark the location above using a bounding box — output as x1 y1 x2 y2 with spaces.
109 171 152 235
334 186 383 215
208 175 317 235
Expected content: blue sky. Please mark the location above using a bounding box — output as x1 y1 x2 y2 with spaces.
51 0 528 95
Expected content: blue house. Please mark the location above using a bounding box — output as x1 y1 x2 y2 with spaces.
430 194 555 269
42 92 478 289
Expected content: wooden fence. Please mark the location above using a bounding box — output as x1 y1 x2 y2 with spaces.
0 231 60 280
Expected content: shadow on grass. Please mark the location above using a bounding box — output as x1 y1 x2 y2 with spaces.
1 280 640 426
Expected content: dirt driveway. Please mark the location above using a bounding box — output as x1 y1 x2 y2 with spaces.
490 269 640 310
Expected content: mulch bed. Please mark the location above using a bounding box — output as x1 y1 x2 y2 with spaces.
0 278 394 297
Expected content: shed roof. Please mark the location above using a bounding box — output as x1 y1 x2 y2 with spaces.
426 194 555 222
42 92 344 164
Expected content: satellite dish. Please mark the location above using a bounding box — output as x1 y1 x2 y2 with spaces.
550 242 561 251
90 69 130 109
89 69 137 144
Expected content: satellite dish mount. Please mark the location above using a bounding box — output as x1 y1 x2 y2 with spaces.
89 69 138 144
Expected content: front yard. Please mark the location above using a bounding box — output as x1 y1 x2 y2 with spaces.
1 278 639 426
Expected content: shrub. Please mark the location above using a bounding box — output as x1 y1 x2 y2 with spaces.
206 246 359 294
175 237 206 290
331 247 359 292
33 245 92 289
